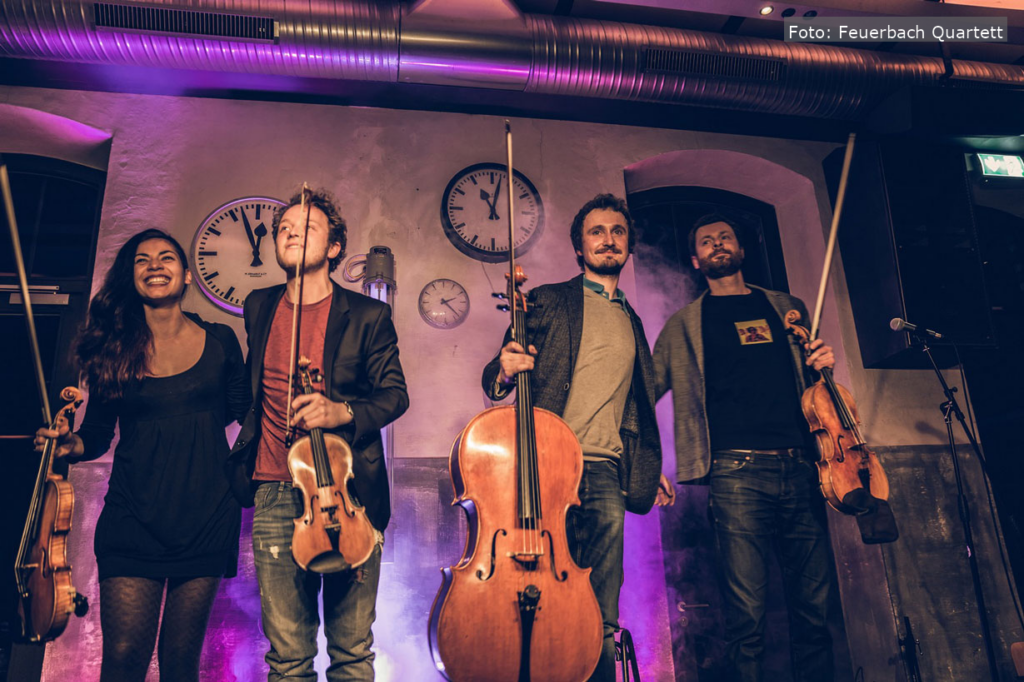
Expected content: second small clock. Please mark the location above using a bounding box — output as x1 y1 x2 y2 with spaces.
419 278 470 329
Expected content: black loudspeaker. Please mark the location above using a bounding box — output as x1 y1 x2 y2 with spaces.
824 139 994 369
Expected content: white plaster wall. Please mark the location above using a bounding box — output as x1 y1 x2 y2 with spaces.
0 85 965 460
0 83 980 682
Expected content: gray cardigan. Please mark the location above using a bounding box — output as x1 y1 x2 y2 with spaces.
652 285 815 484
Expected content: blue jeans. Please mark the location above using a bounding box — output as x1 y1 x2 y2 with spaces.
252 482 382 682
709 451 833 682
566 460 626 682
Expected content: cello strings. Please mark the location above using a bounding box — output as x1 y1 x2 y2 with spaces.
522 308 541 554
526 365 540 553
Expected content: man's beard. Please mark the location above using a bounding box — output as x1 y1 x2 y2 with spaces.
586 250 626 276
277 245 328 273
699 250 743 279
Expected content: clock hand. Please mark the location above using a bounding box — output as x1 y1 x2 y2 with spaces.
442 299 461 318
251 223 267 268
487 177 502 221
240 211 262 267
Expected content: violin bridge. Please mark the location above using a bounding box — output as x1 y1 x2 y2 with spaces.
320 503 341 530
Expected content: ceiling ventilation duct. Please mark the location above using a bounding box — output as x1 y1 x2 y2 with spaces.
0 0 1021 120
92 3 278 43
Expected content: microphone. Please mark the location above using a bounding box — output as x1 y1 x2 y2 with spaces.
890 317 943 339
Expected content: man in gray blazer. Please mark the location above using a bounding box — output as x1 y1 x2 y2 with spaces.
653 213 836 682
483 194 672 682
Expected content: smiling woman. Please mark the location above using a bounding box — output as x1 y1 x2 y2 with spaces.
33 228 251 681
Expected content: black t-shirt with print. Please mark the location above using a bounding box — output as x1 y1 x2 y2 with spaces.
702 288 807 451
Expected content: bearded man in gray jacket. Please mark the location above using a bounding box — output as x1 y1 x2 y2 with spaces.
653 213 836 682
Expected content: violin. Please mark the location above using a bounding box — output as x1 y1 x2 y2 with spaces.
282 186 375 573
787 132 897 540
3 155 88 641
785 315 890 515
14 390 90 642
428 123 603 681
287 359 376 573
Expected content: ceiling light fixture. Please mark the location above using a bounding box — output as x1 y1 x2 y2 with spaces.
760 6 775 15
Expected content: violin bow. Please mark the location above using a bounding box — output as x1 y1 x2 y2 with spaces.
1 155 53 426
808 132 856 342
284 183 314 446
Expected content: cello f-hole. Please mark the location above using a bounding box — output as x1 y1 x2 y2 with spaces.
541 530 568 582
476 528 506 581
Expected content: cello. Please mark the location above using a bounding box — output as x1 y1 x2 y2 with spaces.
2 155 88 641
284 186 376 573
784 134 896 541
428 123 603 681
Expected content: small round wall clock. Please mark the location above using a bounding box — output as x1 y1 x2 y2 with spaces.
191 196 287 316
418 278 470 329
440 162 545 263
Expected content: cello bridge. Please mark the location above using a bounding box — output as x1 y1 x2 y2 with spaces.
508 551 544 568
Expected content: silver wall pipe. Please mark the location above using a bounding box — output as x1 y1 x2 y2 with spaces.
0 0 1021 120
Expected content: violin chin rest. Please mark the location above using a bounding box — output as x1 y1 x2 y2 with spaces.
842 489 899 545
73 593 89 618
307 553 352 574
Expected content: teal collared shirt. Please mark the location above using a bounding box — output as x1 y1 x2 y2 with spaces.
582 277 627 305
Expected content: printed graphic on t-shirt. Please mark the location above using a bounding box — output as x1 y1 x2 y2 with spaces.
735 319 773 345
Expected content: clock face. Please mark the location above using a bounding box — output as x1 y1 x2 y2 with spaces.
441 163 544 263
418 278 470 329
191 197 287 316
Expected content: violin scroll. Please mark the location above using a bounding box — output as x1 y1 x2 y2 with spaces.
784 310 813 349
58 386 82 405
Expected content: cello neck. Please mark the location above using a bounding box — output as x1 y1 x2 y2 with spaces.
512 303 542 527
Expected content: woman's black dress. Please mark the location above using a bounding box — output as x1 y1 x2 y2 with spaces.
71 317 251 581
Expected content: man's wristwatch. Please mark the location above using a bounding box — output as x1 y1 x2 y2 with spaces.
342 401 355 420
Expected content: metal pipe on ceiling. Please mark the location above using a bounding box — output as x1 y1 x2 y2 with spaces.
0 0 1021 120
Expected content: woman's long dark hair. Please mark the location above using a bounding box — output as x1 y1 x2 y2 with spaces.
75 229 190 399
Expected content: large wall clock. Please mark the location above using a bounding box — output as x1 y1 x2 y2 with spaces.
441 162 545 263
191 196 287 316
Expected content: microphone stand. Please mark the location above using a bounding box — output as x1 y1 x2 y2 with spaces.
914 331 1000 680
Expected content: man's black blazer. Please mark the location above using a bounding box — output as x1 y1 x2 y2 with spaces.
228 281 409 531
481 274 662 515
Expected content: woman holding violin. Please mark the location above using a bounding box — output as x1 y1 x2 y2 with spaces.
34 229 250 682
653 213 836 682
